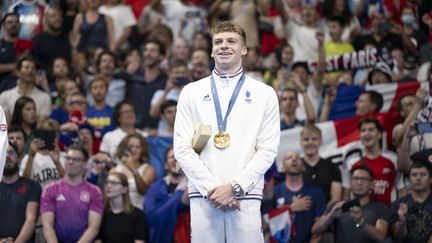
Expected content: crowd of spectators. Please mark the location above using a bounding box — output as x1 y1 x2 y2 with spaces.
0 0 432 242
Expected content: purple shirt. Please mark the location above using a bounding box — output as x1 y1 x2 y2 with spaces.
40 179 103 243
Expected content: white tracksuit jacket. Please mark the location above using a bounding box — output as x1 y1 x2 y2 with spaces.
173 72 280 200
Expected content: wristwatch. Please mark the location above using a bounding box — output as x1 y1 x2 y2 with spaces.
231 181 244 198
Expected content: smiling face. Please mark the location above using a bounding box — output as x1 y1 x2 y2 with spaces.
211 32 247 73
300 130 322 157
360 122 382 150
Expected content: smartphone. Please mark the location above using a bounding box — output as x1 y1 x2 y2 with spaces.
341 199 360 213
174 77 189 86
416 123 432 133
34 129 56 150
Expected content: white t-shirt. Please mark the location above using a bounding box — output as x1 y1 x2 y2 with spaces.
99 4 137 42
0 86 52 117
20 152 65 188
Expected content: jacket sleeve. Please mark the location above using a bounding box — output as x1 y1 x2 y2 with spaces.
173 87 218 197
233 88 281 193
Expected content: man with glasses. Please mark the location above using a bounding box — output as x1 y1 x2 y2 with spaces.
0 142 41 243
312 165 390 243
40 145 103 243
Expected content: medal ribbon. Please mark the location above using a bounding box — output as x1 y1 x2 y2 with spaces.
210 73 245 132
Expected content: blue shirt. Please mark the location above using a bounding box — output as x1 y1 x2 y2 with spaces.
86 105 115 136
273 182 325 243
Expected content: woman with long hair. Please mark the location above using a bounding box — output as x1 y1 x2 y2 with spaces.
110 133 156 209
321 0 361 42
11 96 37 140
96 172 148 243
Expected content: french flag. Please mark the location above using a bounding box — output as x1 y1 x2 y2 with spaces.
264 205 292 243
277 80 431 170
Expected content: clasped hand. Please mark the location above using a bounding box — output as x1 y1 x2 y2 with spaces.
208 184 240 211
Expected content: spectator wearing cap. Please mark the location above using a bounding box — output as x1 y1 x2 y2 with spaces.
362 62 393 87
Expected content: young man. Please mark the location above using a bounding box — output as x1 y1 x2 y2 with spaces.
173 21 280 242
269 150 325 243
8 126 27 161
0 143 41 242
158 100 177 137
126 40 167 129
0 56 51 121
300 124 342 205
391 161 432 242
343 117 398 206
355 90 383 116
312 165 390 243
40 145 103 243
86 76 115 136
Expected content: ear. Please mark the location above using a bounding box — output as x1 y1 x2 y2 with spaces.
241 47 247 56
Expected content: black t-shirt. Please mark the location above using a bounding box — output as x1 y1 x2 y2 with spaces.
391 194 432 243
31 31 72 70
98 207 148 243
0 177 42 241
124 70 167 129
0 39 18 91
302 158 341 203
334 200 390 243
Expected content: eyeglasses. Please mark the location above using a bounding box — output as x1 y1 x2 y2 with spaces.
65 155 83 163
106 180 123 186
351 176 372 182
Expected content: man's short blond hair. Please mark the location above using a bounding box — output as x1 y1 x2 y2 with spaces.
211 21 247 46
301 124 322 138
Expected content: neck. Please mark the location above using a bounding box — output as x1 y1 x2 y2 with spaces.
412 189 431 203
101 72 113 80
120 125 135 134
93 100 106 109
1 173 20 184
167 125 174 135
64 175 84 185
168 174 185 184
358 195 370 206
303 154 320 166
215 63 242 75
283 113 297 125
18 81 34 95
109 196 124 213
285 174 303 191
365 146 381 159
45 28 61 36
144 66 160 83
3 33 18 42
22 123 33 136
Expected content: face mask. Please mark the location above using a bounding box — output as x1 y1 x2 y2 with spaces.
401 14 415 25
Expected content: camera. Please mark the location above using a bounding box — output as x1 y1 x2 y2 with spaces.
416 123 432 133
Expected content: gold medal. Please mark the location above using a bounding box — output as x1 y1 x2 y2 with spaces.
213 131 230 149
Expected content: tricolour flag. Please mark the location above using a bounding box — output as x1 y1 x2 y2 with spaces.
276 80 431 170
264 205 292 243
